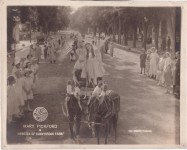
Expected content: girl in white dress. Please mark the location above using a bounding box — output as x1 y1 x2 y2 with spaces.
73 40 86 81
12 58 23 78
31 57 39 89
7 76 20 123
85 43 105 85
14 70 25 115
22 69 34 111
25 62 35 82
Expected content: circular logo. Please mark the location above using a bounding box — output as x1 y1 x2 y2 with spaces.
33 107 48 122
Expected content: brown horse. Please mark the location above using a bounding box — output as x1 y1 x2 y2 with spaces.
67 95 82 143
83 90 120 144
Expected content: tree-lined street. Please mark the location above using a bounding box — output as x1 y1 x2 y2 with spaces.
7 6 180 145
7 35 179 144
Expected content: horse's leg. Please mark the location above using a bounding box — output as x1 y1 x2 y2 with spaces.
108 117 112 136
105 123 109 144
96 124 100 144
95 117 100 144
113 114 118 144
75 111 81 144
69 111 76 141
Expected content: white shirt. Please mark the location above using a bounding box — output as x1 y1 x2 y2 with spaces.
67 85 73 94
92 86 102 97
74 87 80 97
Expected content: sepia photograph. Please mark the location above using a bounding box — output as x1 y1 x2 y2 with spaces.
1 1 186 149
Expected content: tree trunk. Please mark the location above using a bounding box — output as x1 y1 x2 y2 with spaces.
98 27 101 39
143 22 148 50
112 21 116 42
161 19 167 38
123 24 128 46
93 26 97 36
154 21 160 50
133 25 137 48
118 15 121 44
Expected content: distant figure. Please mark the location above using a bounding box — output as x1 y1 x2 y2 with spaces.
156 53 166 86
167 36 171 51
161 37 166 51
29 44 35 57
43 45 48 61
140 49 147 74
173 51 180 97
35 43 42 63
145 48 152 76
163 52 172 93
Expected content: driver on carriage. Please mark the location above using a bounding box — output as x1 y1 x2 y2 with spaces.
87 81 103 105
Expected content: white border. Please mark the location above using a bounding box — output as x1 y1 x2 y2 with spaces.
1 1 186 149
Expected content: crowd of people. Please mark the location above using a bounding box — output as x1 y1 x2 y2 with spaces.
7 54 39 123
140 47 180 97
7 33 67 124
43 35 66 63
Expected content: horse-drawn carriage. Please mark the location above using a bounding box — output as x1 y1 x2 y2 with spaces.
65 71 120 144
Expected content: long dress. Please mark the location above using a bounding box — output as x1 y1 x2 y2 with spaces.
164 57 172 86
31 64 39 88
74 48 86 78
49 43 56 62
22 77 34 100
93 48 105 77
145 54 151 76
7 85 20 119
15 77 25 106
156 57 165 81
149 52 159 76
86 53 96 84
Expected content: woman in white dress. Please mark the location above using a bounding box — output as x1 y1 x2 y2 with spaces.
73 40 86 83
149 47 159 79
85 43 105 85
7 76 21 122
14 70 25 115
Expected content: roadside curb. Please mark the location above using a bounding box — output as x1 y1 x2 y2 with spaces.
111 42 143 55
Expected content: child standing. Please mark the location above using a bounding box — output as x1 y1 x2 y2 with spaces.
14 70 25 116
7 76 20 123
140 49 147 74
156 53 165 85
31 57 39 90
164 52 173 93
70 50 76 61
25 62 34 83
22 69 34 111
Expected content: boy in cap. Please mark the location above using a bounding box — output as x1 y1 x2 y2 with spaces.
140 49 147 74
